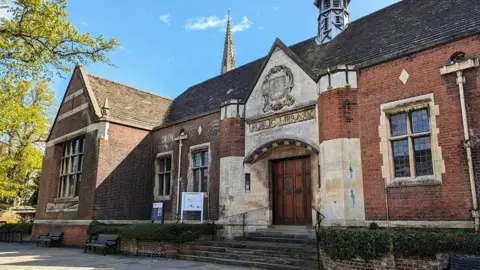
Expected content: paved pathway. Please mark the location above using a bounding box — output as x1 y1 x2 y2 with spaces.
0 243 244 270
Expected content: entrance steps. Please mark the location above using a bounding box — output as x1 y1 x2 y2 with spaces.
172 227 320 269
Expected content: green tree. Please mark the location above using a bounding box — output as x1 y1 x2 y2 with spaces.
0 79 54 206
0 0 119 79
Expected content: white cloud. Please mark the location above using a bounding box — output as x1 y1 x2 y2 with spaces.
231 16 252 33
185 15 253 33
185 16 227 31
159 13 171 25
79 21 88 26
273 6 279 11
258 26 264 31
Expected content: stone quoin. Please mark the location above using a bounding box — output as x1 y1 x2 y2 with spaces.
34 0 480 244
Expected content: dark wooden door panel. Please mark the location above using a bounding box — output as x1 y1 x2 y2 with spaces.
273 157 312 226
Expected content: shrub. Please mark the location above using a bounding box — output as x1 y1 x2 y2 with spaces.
318 227 390 260
0 223 33 233
88 222 219 244
318 227 480 261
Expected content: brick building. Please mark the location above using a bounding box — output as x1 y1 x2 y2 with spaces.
34 0 480 245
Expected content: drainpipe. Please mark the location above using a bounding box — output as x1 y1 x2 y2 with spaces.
441 59 480 231
175 132 188 218
456 70 479 232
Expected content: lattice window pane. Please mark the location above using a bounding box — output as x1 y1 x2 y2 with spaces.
193 153 201 168
202 151 208 166
414 136 433 176
390 113 407 137
392 139 410 177
159 159 165 173
201 168 208 192
411 109 429 134
193 169 200 192
75 174 82 196
165 173 171 196
158 174 164 196
166 157 171 171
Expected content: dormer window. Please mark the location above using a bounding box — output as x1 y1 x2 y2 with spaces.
324 0 331 10
333 0 340 7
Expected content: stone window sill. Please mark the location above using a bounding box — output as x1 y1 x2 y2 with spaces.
154 196 171 201
54 196 79 203
387 176 441 188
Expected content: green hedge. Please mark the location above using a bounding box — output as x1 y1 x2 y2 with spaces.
88 222 218 243
318 227 480 261
0 223 33 234
318 228 390 260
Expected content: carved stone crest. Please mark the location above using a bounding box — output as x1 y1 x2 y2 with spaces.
262 65 295 113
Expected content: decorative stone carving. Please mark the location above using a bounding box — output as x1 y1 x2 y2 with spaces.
262 65 295 113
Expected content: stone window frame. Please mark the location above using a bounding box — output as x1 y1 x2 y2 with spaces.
187 143 211 195
154 151 173 201
379 93 445 187
57 137 85 199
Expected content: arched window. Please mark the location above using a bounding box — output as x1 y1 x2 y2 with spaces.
448 52 467 65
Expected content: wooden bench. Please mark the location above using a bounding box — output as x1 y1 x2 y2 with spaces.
84 234 118 255
37 232 63 247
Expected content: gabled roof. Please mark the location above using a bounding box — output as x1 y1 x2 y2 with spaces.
161 0 480 125
162 58 264 125
87 74 171 129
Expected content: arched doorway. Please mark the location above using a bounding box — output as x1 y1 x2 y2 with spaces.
245 139 319 226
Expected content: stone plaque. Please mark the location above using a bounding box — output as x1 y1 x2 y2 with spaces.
249 107 316 132
262 65 295 112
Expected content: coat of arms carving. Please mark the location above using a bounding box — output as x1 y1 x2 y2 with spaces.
262 65 295 113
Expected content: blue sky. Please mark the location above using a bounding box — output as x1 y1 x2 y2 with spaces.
53 0 399 102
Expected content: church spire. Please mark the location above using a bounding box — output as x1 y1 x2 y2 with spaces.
221 10 235 74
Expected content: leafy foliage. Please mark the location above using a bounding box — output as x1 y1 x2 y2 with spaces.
0 79 54 205
88 222 219 244
0 222 33 233
0 0 119 79
318 228 390 260
318 227 480 261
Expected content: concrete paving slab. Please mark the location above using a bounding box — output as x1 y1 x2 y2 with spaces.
0 242 246 270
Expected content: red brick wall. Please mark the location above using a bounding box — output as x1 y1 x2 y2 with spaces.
36 67 99 221
358 35 480 221
320 250 448 270
151 113 221 220
32 224 89 247
318 87 359 143
220 117 245 158
93 123 152 220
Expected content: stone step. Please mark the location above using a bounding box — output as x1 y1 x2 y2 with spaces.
170 254 321 270
189 245 318 260
245 231 316 239
257 226 316 233
181 249 319 267
199 240 317 254
236 235 317 245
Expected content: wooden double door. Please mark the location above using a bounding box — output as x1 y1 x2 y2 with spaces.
273 157 312 226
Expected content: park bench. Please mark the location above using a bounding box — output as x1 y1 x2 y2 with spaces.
84 234 118 255
37 232 63 247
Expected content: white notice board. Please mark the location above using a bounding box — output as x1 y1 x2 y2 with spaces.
181 192 204 223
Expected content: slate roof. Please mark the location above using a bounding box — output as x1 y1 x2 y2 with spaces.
161 0 480 126
87 74 172 129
